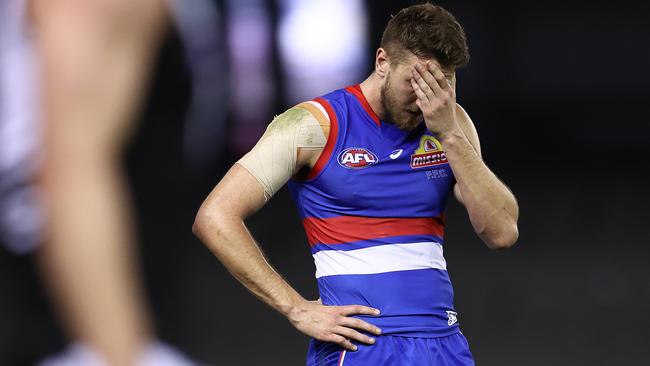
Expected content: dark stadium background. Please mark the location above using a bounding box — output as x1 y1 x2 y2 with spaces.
1 0 649 365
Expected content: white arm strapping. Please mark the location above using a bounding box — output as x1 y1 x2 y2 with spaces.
236 102 329 201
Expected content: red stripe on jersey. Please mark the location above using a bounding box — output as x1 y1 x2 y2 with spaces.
302 215 445 246
338 350 346 366
306 98 339 180
345 84 381 126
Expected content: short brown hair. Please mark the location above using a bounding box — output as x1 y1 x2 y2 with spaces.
380 3 470 70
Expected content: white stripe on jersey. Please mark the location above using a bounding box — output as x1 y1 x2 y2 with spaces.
338 350 347 366
313 241 446 278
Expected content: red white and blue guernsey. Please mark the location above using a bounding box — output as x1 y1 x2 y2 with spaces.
288 84 464 341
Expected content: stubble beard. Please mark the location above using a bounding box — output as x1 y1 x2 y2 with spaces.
380 77 421 132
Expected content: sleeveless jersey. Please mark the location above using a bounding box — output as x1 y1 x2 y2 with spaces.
287 84 459 337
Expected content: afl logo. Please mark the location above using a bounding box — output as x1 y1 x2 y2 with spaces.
338 147 378 169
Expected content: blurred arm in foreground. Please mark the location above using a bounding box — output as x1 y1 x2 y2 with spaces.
31 0 170 364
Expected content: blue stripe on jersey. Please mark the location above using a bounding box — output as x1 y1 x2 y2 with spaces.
317 268 458 338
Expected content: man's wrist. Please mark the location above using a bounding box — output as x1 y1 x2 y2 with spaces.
437 126 466 145
279 294 308 319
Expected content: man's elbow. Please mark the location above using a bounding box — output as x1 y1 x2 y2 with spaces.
483 223 519 250
192 206 222 242
192 210 208 241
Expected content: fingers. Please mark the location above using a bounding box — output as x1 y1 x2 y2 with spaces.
334 326 376 345
411 78 429 110
338 304 380 317
339 316 382 335
426 62 452 91
410 62 456 115
447 73 457 91
411 67 437 103
325 334 358 351
414 63 443 96
305 304 383 351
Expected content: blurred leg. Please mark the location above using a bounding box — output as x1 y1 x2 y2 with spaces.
30 0 167 365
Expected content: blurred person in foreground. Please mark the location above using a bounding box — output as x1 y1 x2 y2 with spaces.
194 3 519 365
26 0 193 364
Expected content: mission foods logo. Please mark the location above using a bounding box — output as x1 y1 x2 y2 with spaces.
410 135 448 169
338 147 378 169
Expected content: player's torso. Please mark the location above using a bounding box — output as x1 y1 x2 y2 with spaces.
288 85 461 337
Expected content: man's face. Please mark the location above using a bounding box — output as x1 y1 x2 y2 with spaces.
380 52 455 131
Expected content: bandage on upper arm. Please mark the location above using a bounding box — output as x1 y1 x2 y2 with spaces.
236 101 329 201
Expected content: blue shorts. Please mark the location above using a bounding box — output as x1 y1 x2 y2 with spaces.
306 332 474 366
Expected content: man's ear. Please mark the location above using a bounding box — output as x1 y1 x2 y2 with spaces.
375 48 390 78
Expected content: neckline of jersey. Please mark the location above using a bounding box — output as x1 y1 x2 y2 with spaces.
344 84 424 145
344 84 382 127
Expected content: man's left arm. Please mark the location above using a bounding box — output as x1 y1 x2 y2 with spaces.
411 62 519 250
446 104 519 249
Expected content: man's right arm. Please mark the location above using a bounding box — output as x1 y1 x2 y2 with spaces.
192 105 382 351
